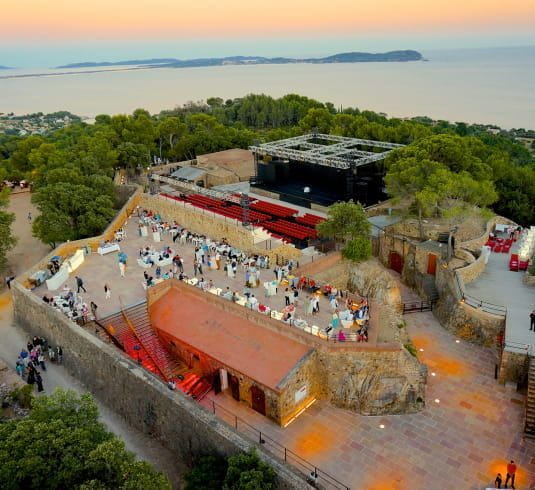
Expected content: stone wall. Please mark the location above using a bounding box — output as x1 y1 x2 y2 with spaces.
460 215 517 253
433 264 505 346
11 282 308 489
456 252 487 285
17 185 144 288
499 350 529 385
140 194 301 264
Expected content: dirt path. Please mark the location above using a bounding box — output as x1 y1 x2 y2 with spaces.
0 193 184 487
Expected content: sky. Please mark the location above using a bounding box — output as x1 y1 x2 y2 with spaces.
2 0 535 67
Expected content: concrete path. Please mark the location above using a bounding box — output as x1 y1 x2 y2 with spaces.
465 248 535 351
0 193 184 487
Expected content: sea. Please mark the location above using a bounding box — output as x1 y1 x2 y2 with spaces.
1 46 535 130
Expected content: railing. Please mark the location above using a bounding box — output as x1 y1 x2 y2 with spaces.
207 398 350 490
454 271 507 317
400 301 435 314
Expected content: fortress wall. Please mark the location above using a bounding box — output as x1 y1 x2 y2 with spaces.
11 282 308 490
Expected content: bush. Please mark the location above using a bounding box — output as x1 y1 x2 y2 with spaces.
9 385 33 409
404 342 417 357
184 450 277 490
184 454 228 490
224 449 277 490
341 237 372 263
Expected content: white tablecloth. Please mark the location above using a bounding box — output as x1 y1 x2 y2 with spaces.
46 266 69 291
97 244 120 255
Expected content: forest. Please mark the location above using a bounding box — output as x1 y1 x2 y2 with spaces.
0 93 533 249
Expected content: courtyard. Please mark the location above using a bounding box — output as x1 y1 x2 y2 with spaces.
21 199 535 489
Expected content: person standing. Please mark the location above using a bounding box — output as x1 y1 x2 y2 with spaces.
284 288 291 306
57 345 63 364
35 371 44 392
26 364 36 385
495 472 502 488
90 301 98 319
505 460 517 489
104 284 111 299
38 351 46 371
75 276 86 293
530 309 535 331
119 261 126 277
27 212 32 223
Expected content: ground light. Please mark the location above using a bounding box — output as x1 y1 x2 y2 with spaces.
431 372 436 376
283 399 317 428
434 398 440 403
419 348 424 352
455 339 460 343
379 424 385 429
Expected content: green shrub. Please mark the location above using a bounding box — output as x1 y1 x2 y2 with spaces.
184 454 228 490
404 342 417 357
341 237 372 263
9 385 34 409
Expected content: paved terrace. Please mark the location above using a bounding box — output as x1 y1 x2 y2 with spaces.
31 215 373 342
465 243 534 352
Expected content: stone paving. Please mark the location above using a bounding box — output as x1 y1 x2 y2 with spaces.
204 310 535 489
32 216 359 335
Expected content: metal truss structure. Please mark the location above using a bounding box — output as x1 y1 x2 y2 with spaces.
250 134 404 170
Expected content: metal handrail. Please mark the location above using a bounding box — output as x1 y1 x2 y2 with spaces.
454 271 507 317
208 398 350 490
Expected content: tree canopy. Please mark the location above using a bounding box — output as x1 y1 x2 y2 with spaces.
384 134 499 225
1 92 534 246
317 201 372 263
0 188 17 272
0 388 170 490
184 450 277 490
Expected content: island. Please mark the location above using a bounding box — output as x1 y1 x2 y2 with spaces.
56 50 423 69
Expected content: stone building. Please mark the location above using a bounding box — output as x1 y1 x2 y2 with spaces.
148 280 318 426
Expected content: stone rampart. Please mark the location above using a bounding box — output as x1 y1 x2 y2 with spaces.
11 282 308 490
17 185 144 288
455 252 487 285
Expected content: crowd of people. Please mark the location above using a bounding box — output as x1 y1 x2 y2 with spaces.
134 208 370 341
42 277 98 323
14 336 63 393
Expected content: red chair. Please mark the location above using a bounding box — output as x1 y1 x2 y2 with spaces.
494 244 502 253
502 244 511 253
519 260 529 271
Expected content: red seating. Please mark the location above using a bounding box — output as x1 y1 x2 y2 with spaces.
249 200 297 218
494 244 502 253
186 194 225 208
519 260 530 271
295 213 326 227
210 205 270 223
262 219 317 242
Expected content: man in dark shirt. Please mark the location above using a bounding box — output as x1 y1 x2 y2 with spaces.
530 310 535 331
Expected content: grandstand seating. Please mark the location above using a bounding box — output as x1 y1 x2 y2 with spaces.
295 213 325 227
250 200 297 218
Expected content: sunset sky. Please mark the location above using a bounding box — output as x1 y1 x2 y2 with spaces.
2 0 535 66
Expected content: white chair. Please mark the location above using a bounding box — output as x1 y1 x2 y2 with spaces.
304 325 312 334
187 278 198 286
311 325 320 336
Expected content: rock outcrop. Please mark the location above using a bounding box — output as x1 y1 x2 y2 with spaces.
348 259 401 305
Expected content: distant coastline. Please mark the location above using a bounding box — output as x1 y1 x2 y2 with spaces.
55 50 424 69
0 50 424 81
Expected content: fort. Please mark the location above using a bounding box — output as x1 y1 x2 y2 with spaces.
10 146 535 488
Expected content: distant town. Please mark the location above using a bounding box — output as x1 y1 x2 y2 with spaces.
0 111 82 136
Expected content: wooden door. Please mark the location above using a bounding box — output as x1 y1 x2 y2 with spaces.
389 252 404 274
251 385 266 416
229 375 240 401
427 253 437 276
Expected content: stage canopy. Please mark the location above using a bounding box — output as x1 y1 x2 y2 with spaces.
250 133 404 170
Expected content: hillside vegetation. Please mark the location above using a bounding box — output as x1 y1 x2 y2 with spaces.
0 94 533 250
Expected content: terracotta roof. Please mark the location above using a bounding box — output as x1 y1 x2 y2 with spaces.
149 286 312 391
